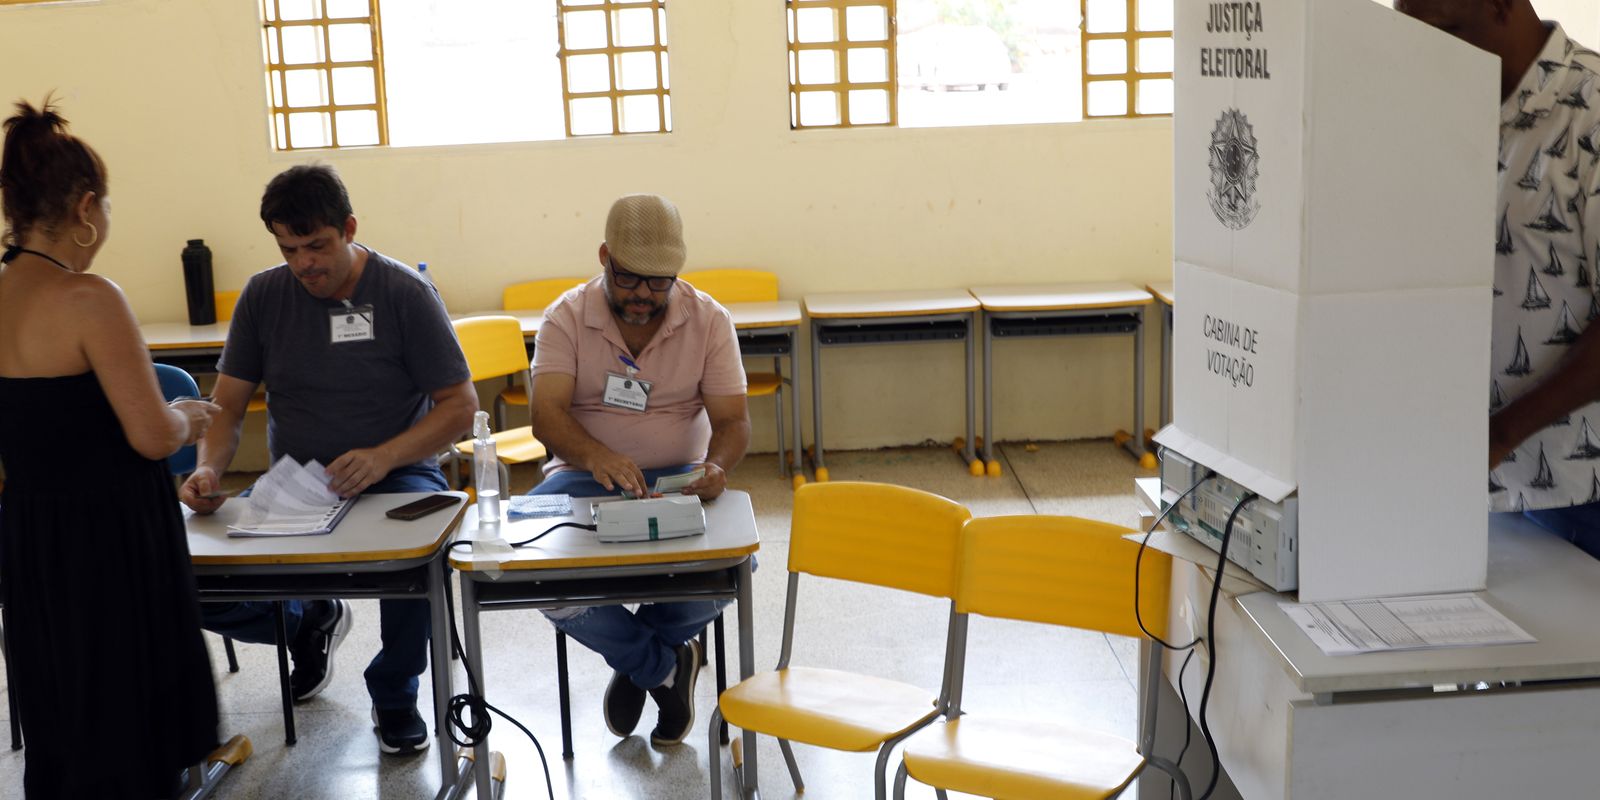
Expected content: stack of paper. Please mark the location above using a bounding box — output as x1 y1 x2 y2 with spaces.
227 456 357 538
1281 594 1535 656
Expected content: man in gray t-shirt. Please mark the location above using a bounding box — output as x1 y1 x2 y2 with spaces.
179 164 475 755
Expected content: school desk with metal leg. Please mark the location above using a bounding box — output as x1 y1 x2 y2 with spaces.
969 282 1155 474
802 290 981 480
1148 282 1174 430
186 491 469 799
727 301 806 486
451 491 761 799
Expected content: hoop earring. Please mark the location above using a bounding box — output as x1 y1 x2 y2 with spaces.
72 222 98 249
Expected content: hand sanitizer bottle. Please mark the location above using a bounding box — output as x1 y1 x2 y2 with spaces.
473 410 501 524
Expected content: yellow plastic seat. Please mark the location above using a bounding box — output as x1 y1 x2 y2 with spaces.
679 269 793 476
903 716 1144 799
494 278 587 418
450 316 548 481
710 482 972 800
215 290 268 413
746 373 781 397
716 667 937 752
892 515 1192 800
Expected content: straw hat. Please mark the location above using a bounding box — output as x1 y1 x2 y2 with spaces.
604 194 686 277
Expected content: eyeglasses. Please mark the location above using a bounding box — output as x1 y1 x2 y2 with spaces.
609 258 677 292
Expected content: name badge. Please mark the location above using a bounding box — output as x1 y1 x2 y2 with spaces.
330 305 375 343
603 371 651 411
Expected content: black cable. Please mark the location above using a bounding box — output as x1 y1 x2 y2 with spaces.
1136 465 1217 650
1195 492 1257 800
1169 647 1197 800
448 520 597 553
440 554 558 800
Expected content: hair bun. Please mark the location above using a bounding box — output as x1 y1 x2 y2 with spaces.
3 98 69 140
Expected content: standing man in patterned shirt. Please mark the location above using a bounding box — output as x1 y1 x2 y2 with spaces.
1399 1 1600 554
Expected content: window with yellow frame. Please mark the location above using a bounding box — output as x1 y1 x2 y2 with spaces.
788 0 897 129
1081 0 1173 118
556 0 672 136
256 0 671 151
261 0 387 150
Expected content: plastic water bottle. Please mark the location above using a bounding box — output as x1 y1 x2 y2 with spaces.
416 261 433 286
473 411 501 525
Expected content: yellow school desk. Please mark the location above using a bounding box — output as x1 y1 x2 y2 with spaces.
450 491 761 799
186 491 474 800
1147 282 1174 429
726 301 806 482
802 290 981 480
1134 480 1600 800
969 282 1155 474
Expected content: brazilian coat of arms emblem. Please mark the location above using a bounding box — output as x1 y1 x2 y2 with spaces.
1207 108 1260 230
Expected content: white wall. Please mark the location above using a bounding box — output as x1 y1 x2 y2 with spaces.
0 0 1174 456
1538 0 1600 45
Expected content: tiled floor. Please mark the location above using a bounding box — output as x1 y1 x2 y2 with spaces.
0 440 1155 800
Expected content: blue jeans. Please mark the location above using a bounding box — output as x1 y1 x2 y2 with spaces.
200 462 446 710
1522 502 1600 560
530 465 725 689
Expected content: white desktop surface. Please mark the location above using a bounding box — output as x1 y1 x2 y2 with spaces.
803 289 978 318
451 490 758 572
726 300 802 329
1239 512 1600 694
141 321 229 350
968 281 1153 312
186 491 467 565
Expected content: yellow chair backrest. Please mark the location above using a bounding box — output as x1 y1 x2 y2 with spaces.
503 278 587 311
680 269 778 304
452 316 530 383
215 290 242 322
789 481 971 599
957 515 1171 641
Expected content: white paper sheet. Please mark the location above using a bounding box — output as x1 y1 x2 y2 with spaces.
1281 593 1535 656
227 456 354 537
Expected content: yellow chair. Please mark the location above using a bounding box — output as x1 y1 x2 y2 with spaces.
892 515 1192 800
451 316 549 482
214 290 268 414
709 482 973 800
493 278 587 427
679 269 794 480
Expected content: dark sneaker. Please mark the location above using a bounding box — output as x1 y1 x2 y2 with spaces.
604 669 647 737
371 705 431 755
289 599 352 702
646 639 702 747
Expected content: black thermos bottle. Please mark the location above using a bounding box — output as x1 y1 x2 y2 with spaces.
181 239 216 325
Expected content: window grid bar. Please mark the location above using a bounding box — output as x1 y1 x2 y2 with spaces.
556 3 576 139
321 5 338 147
369 0 391 146
656 7 667 128
564 43 669 56
605 2 620 134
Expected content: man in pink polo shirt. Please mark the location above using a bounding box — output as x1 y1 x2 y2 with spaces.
527 193 750 747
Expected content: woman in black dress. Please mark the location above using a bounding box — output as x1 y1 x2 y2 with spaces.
0 98 221 798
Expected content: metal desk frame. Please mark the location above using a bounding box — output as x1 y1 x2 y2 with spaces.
808 311 979 477
190 500 472 800
980 304 1150 470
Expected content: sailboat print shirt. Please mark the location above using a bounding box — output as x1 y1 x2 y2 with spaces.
1492 24 1600 512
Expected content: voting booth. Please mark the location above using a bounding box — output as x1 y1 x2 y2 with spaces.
1156 0 1500 602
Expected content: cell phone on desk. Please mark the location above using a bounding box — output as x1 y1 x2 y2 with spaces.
385 494 460 521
